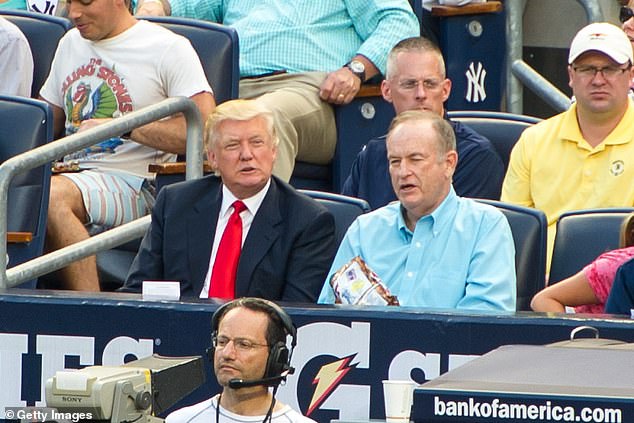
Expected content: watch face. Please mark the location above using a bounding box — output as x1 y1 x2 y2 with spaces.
349 61 365 73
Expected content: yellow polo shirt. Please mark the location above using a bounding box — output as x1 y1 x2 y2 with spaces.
502 101 634 268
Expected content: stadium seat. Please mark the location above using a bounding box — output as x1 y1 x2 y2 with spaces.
0 95 53 288
141 16 239 104
298 190 370 246
477 199 547 311
549 208 634 285
303 108 541 195
447 110 541 170
291 86 395 193
0 10 71 97
98 17 240 289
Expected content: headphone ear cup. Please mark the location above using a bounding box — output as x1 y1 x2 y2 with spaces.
264 341 289 379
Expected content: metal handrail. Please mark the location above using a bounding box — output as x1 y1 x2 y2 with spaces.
511 60 570 113
505 0 603 114
0 96 203 288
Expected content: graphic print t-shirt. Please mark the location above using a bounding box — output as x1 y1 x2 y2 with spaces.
40 20 211 180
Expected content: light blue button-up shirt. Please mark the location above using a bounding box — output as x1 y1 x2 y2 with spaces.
169 0 419 77
318 189 517 311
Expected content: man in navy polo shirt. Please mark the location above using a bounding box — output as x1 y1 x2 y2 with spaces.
342 37 504 209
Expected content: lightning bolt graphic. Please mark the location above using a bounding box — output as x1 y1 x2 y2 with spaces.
306 355 357 416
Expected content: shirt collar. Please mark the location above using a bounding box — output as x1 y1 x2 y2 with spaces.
220 179 271 217
397 187 458 239
561 100 634 150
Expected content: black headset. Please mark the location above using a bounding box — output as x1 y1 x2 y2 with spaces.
210 298 297 382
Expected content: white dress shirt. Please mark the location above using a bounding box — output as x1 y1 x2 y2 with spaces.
199 179 271 298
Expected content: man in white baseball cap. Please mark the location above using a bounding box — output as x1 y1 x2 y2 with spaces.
568 22 634 64
502 22 634 270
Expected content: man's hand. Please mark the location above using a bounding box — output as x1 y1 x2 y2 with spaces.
77 118 113 132
319 67 362 105
136 0 168 16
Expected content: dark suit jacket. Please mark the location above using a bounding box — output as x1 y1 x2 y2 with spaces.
121 175 336 302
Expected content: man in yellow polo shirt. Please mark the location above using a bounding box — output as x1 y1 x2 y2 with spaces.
502 22 634 268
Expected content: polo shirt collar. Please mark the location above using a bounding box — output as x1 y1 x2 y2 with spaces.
561 100 634 150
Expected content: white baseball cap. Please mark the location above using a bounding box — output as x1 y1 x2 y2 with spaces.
568 22 633 65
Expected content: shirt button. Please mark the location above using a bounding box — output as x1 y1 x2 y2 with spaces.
407 272 414 278
415 242 422 248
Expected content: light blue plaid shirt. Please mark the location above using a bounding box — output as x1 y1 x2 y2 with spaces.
169 0 419 77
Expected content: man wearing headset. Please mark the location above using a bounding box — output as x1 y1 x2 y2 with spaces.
166 298 313 423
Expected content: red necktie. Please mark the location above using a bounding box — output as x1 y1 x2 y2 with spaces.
208 200 247 299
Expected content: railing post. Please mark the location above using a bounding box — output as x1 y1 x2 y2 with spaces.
504 0 603 114
0 96 203 288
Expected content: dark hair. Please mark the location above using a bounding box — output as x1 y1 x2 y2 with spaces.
620 212 634 248
213 298 287 346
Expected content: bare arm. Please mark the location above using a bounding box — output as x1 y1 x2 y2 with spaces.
136 0 171 16
126 91 215 154
530 270 600 312
42 91 215 152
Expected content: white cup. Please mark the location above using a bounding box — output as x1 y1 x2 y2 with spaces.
383 379 416 423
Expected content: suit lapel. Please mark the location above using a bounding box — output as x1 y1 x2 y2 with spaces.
187 179 223 295
235 179 283 296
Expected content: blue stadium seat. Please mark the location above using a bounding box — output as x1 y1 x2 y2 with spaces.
141 16 239 104
291 87 395 193
447 110 541 170
0 95 53 287
0 10 71 97
477 199 547 311
298 190 370 247
305 107 541 194
549 208 634 285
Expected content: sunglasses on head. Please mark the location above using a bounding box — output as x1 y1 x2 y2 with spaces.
620 6 634 23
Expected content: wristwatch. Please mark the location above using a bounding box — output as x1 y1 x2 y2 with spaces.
345 60 366 83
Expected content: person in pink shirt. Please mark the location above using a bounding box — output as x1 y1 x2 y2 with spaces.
531 213 634 313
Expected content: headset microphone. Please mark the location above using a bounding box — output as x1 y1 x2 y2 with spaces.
228 368 294 389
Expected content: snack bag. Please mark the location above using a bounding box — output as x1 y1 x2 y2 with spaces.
330 256 399 306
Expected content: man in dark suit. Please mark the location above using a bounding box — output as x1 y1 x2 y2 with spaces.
121 99 336 301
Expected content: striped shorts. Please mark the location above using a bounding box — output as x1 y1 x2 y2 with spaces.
61 170 155 229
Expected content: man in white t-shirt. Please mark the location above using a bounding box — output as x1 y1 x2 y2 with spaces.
39 0 215 291
166 298 314 423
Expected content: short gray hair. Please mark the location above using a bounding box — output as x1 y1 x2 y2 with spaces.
386 37 446 80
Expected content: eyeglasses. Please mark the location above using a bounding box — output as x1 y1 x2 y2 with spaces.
620 6 634 23
397 78 442 91
572 65 630 79
212 335 269 352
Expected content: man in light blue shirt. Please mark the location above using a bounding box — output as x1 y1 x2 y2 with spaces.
318 110 516 311
135 0 419 181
